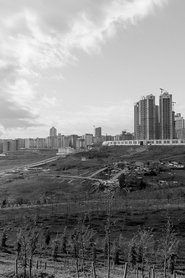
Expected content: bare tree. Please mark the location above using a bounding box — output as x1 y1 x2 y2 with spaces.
158 219 178 278
16 224 40 278
61 226 68 255
128 227 154 277
70 217 96 278
52 237 60 261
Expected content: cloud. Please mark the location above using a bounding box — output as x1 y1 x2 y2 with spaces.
0 0 168 132
0 97 39 129
0 0 168 72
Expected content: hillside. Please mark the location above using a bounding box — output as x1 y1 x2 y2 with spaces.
0 146 185 276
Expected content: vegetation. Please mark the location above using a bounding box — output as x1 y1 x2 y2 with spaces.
0 146 184 276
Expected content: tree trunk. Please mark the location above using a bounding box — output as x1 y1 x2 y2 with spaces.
76 258 80 278
24 258 27 278
107 234 111 278
29 259 32 278
92 261 97 278
123 262 128 278
151 266 155 278
15 258 18 278
164 258 167 278
136 265 138 278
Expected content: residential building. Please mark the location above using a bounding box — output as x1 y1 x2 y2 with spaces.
25 138 35 149
35 138 47 149
82 134 93 148
175 113 185 139
95 127 102 138
134 94 156 140
49 126 57 137
76 138 85 150
3 139 18 152
121 131 134 140
159 92 173 139
68 135 78 149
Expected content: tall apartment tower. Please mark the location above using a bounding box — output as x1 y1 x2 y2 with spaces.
159 92 173 139
175 113 185 139
134 94 156 140
95 127 102 138
50 126 57 137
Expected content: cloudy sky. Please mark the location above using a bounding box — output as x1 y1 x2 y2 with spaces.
0 0 185 138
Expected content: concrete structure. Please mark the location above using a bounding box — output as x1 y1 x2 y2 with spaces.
95 127 102 138
134 94 156 140
82 133 93 148
35 138 47 149
103 139 185 146
69 135 78 149
175 113 185 139
159 92 173 139
50 126 57 137
25 138 35 149
3 139 18 152
121 131 134 140
47 136 58 149
76 138 85 150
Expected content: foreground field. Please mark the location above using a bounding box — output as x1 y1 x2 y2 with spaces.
0 150 57 171
0 146 185 277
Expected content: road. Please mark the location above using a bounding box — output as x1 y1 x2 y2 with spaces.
111 168 128 181
56 174 103 182
0 156 59 176
24 156 59 168
89 167 108 178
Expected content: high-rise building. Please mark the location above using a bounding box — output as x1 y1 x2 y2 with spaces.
134 94 156 140
48 127 58 148
95 127 102 138
49 126 57 137
82 134 93 148
159 92 173 139
175 113 185 139
155 105 160 139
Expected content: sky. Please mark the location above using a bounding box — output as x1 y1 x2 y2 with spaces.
0 0 185 138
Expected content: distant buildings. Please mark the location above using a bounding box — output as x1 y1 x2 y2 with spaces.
2 96 185 154
134 91 176 140
159 92 173 139
48 126 58 149
134 94 156 140
95 127 102 138
175 113 185 139
82 134 93 148
50 126 57 137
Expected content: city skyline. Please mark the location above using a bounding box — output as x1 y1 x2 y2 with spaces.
1 1 185 138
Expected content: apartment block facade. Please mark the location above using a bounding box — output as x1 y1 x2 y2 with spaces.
134 92 175 140
159 92 173 139
134 94 156 140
